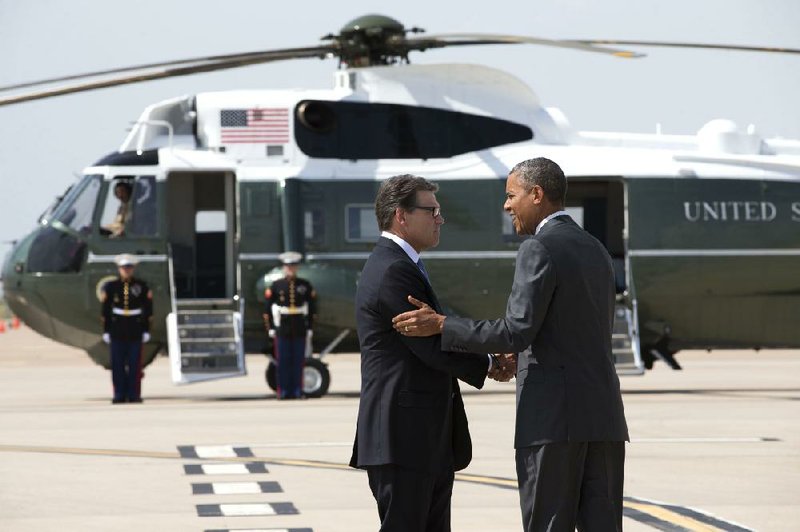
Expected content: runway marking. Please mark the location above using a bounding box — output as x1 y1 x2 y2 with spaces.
230 441 352 448
192 481 283 495
197 502 298 517
179 445 255 458
205 529 313 532
631 437 778 443
625 496 754 532
185 462 269 475
624 500 724 531
0 443 753 531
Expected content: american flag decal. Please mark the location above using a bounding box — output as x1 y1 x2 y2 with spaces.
220 108 290 144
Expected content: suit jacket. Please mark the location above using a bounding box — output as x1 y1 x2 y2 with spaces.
350 237 488 473
443 216 629 448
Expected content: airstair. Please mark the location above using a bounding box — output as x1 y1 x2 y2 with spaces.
166 251 246 384
612 300 645 375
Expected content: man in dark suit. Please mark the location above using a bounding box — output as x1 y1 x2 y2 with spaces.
350 174 507 532
393 158 629 532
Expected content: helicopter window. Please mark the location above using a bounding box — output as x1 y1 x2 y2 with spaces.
99 176 158 237
27 226 86 273
304 209 325 244
345 204 380 242
52 174 102 235
294 100 533 160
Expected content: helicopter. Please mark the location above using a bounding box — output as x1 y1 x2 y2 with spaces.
3 14 800 397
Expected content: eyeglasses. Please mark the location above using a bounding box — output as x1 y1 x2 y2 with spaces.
411 205 443 218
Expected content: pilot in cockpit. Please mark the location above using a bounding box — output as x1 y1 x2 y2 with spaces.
104 181 133 237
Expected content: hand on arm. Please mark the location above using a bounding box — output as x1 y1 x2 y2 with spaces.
380 261 487 388
392 296 446 337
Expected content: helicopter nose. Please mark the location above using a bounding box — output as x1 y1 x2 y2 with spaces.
2 229 60 339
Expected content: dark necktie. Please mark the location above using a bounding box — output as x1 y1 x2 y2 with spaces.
416 258 430 284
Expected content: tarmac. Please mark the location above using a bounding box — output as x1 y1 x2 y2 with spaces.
0 326 798 531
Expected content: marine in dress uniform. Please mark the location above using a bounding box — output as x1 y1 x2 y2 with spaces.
101 254 153 404
263 251 317 399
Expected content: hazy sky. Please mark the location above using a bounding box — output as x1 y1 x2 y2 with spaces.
1 0 799 260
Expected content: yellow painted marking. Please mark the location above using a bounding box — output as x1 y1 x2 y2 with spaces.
0 444 180 460
0 444 733 531
625 501 724 532
271 458 352 470
455 472 517 488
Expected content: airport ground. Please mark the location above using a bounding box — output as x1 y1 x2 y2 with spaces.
0 326 798 531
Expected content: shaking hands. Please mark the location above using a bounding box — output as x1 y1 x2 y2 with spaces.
489 353 517 382
393 295 517 383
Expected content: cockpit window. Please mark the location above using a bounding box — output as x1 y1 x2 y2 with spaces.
52 174 102 235
99 175 158 238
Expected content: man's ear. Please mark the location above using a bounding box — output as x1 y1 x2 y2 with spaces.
395 207 406 226
531 185 545 205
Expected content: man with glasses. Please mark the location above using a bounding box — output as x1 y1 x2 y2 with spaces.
100 254 153 404
349 174 510 531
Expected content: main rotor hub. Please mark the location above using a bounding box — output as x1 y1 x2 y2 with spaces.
322 14 425 67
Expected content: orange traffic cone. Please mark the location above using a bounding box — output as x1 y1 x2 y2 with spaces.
11 317 20 329
0 321 5 333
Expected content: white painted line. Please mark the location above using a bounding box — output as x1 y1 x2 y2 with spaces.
213 482 262 495
631 437 774 443
222 529 290 532
201 464 251 475
220 529 290 532
231 441 352 448
629 248 800 257
219 503 277 516
195 445 239 458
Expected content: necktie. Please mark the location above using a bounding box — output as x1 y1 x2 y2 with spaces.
416 259 430 284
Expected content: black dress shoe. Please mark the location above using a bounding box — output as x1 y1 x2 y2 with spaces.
111 398 125 404
129 398 143 403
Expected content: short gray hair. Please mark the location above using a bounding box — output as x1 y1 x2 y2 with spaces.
375 174 438 231
510 157 567 205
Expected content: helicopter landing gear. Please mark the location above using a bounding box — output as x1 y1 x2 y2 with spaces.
642 331 682 370
265 358 331 398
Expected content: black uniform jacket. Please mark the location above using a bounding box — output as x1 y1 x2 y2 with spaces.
443 216 629 448
101 277 153 341
265 276 316 338
350 237 488 474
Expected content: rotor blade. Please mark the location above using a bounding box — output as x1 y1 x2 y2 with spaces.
0 46 335 107
566 39 800 56
411 33 644 58
0 48 313 93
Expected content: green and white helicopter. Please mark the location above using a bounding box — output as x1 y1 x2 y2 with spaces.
3 15 800 397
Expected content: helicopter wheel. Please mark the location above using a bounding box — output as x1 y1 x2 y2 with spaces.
265 358 331 398
265 361 277 391
303 358 331 398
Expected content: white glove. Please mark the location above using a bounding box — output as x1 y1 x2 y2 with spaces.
306 330 313 339
142 332 151 343
268 330 275 339
102 333 110 344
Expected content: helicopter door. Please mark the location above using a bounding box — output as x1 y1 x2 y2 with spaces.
165 171 245 384
166 172 236 299
565 179 643 374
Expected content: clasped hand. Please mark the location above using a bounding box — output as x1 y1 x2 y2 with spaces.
488 353 517 382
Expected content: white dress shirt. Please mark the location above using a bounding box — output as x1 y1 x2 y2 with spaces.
381 231 420 264
536 210 570 235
